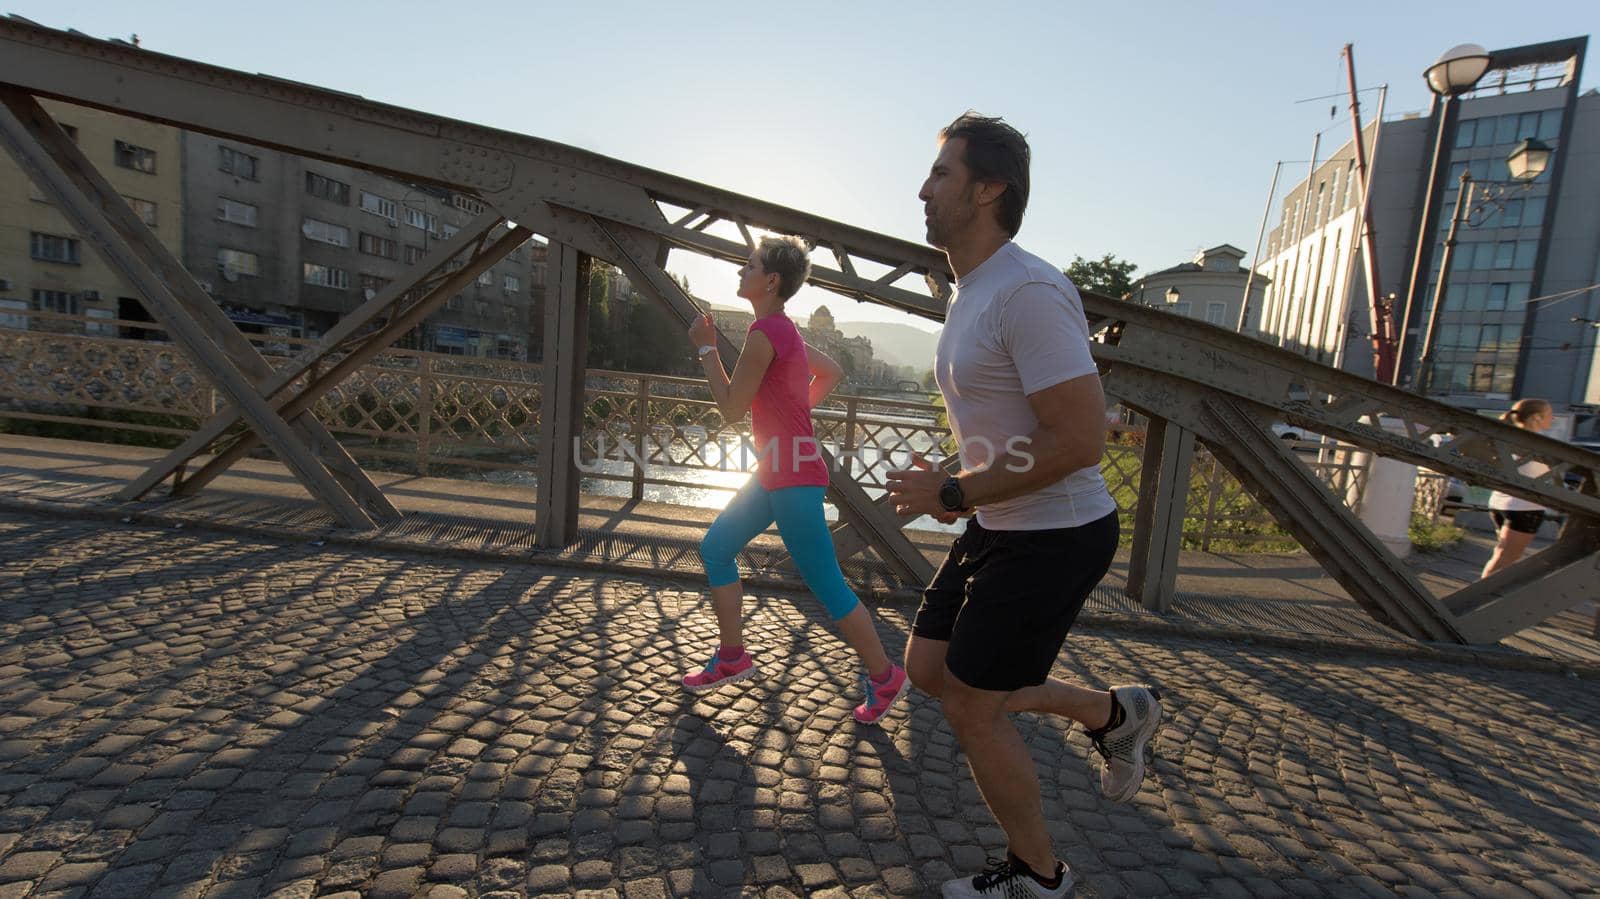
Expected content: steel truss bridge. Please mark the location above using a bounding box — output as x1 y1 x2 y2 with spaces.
0 17 1594 645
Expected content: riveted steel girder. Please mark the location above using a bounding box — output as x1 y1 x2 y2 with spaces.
1 17 1594 640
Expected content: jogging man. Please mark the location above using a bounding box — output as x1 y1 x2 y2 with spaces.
886 111 1164 898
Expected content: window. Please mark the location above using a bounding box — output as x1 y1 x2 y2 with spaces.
1172 302 1192 318
1493 241 1516 270
1312 181 1325 223
360 273 391 294
303 262 350 289
1516 112 1540 141
216 247 260 277
359 232 398 259
31 289 79 314
1329 167 1342 215
503 304 517 322
1497 199 1523 228
404 207 437 232
1454 120 1476 149
475 299 491 317
476 271 494 287
441 224 460 239
1494 114 1519 145
1512 240 1537 270
1486 283 1508 311
114 140 157 174
123 196 158 228
1522 196 1546 227
218 146 259 180
305 171 351 205
1478 324 1500 351
1537 109 1562 141
403 245 425 265
303 217 351 248
1507 282 1531 310
1204 302 1227 325
503 275 520 293
452 194 486 215
359 191 398 221
30 232 81 264
216 197 258 227
1345 160 1358 207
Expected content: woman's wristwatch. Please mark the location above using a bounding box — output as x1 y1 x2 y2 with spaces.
696 345 717 359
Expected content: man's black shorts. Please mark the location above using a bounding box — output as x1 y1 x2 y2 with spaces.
1491 509 1544 535
912 512 1119 692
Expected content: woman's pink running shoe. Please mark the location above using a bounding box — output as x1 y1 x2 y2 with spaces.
682 649 759 692
853 664 909 724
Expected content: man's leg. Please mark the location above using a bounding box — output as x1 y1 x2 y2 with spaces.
941 672 1059 878
907 640 1112 731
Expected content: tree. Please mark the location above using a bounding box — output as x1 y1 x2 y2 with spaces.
1064 253 1138 299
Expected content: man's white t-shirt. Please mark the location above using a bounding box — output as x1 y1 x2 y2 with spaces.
933 242 1117 530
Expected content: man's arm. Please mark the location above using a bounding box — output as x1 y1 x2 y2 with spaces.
885 372 1106 516
805 343 845 408
954 372 1106 507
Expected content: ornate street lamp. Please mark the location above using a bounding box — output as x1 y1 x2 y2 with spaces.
1424 44 1492 96
1164 286 1181 309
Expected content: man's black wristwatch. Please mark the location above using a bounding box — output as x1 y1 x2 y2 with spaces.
938 476 969 513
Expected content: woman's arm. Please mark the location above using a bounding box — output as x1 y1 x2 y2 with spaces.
805 343 845 408
701 330 776 422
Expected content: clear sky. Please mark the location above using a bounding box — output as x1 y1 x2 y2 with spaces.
12 1 1599 333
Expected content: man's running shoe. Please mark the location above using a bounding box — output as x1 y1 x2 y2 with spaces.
681 649 758 693
942 854 1073 898
852 663 909 725
1085 684 1163 802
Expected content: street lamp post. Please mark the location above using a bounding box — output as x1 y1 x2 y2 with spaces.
1164 286 1181 312
1414 139 1551 396
1395 43 1493 387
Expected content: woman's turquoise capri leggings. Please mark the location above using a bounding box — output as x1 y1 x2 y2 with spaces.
699 480 861 620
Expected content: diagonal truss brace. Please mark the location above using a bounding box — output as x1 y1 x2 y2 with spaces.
1443 495 1600 644
116 214 519 502
0 88 381 529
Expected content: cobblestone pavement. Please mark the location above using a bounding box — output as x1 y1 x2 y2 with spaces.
1 511 1597 899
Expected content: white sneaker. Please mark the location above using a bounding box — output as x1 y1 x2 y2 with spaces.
942 855 1073 898
1087 684 1162 802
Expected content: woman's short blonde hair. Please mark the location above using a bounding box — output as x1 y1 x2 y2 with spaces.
757 235 812 300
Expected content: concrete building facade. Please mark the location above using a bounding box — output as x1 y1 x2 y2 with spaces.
0 100 183 336
180 132 543 358
1257 37 1599 440
1127 244 1267 332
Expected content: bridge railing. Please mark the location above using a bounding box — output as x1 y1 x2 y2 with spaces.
0 310 1385 550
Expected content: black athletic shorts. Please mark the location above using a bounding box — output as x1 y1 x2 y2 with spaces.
1491 509 1544 535
912 512 1119 692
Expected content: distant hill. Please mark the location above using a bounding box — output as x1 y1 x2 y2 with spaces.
706 305 941 374
832 320 940 373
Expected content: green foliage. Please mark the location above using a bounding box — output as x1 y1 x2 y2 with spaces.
1409 513 1465 553
1065 253 1138 299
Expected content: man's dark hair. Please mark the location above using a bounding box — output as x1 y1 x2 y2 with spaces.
940 111 1030 237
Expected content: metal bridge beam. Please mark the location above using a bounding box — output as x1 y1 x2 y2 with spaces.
533 244 591 548
115 214 516 502
2 18 1596 640
1127 417 1195 613
0 88 384 529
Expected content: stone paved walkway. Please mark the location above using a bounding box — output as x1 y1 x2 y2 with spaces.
1 511 1598 898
